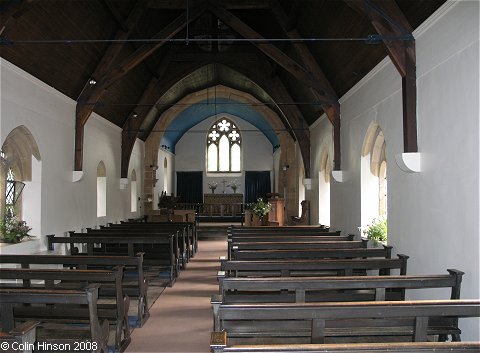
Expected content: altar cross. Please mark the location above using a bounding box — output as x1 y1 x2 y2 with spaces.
221 178 227 193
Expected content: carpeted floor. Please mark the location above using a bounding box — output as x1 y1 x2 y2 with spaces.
125 237 227 353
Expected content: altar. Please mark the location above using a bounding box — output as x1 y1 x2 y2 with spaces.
199 193 244 222
204 193 243 205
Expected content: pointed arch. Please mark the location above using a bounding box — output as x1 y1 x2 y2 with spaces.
1 125 42 233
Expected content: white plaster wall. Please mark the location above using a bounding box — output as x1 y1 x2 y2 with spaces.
273 148 281 193
175 114 273 197
310 1 479 339
0 58 144 253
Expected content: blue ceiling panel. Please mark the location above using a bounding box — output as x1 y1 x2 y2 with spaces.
160 98 280 153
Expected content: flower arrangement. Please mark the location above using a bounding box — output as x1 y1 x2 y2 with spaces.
249 198 272 218
227 179 240 193
359 217 387 246
208 181 218 193
1 208 33 243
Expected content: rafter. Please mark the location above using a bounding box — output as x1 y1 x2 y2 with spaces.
147 0 271 10
101 0 130 32
346 0 417 153
120 47 181 178
74 2 207 171
0 0 39 34
74 0 146 171
271 0 341 170
206 1 337 106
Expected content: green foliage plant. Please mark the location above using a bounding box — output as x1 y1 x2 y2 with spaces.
362 217 387 246
249 198 272 218
1 208 33 243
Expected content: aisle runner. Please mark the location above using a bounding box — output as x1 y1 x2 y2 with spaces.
125 238 227 353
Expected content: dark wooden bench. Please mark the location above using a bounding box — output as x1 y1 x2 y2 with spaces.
228 236 360 260
210 335 480 353
0 285 110 353
212 270 465 332
118 221 198 255
220 255 409 278
213 299 480 344
0 267 130 352
47 235 177 285
0 254 149 327
229 226 338 236
81 229 184 272
0 321 38 353
231 245 392 261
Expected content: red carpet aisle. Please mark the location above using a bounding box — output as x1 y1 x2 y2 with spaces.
125 238 227 353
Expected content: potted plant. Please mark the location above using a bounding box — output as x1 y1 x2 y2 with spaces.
249 198 272 226
360 217 387 247
1 209 33 243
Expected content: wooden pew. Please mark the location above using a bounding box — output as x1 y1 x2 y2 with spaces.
210 335 480 353
231 246 392 261
0 321 38 353
0 285 110 353
0 254 149 327
116 221 198 256
80 229 184 273
47 235 177 285
0 267 130 352
220 255 409 278
229 226 339 236
213 299 480 344
228 236 360 260
212 270 465 325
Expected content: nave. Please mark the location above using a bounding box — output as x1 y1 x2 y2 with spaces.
126 237 226 353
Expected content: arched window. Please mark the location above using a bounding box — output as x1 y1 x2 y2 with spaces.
318 149 331 226
97 161 107 217
130 169 137 213
361 123 387 226
1 126 42 235
207 118 241 172
163 158 168 193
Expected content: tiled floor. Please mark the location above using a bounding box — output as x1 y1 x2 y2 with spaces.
125 237 227 353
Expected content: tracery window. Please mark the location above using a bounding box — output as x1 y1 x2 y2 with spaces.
207 118 241 172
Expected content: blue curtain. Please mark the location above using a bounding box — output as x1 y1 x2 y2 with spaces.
176 172 203 203
245 171 271 204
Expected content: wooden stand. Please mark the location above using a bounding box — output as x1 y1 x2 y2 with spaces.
268 197 285 226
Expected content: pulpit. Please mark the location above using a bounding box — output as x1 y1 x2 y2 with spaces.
268 197 285 226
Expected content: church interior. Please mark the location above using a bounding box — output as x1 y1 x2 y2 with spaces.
0 0 479 352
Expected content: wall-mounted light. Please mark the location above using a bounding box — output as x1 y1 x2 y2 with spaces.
131 112 138 118
282 164 289 171
89 79 97 85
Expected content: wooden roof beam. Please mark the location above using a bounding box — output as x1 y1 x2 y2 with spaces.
100 0 130 32
0 0 39 35
345 0 417 153
74 2 206 171
206 1 336 107
271 0 341 170
147 0 271 10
